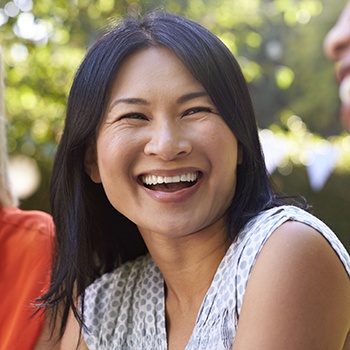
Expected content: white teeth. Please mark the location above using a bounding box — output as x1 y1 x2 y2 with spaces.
164 176 172 183
142 172 198 186
157 176 164 184
340 75 350 104
181 174 187 181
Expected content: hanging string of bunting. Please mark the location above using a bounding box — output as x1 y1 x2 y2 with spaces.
259 122 350 192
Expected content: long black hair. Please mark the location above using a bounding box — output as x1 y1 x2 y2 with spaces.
41 11 308 338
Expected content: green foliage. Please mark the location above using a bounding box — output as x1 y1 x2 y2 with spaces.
1 0 349 249
1 0 342 148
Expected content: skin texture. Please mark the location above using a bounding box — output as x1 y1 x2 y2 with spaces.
59 312 88 350
85 47 241 349
86 47 241 241
324 0 350 131
62 47 350 350
33 311 62 350
232 221 350 350
60 221 350 350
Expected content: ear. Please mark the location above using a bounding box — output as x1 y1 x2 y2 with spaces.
84 143 101 183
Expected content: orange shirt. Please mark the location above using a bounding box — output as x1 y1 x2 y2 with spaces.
0 206 54 350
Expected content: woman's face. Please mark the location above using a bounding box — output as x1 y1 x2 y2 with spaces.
86 47 241 240
324 0 350 131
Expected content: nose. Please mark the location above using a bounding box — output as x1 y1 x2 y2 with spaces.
144 120 192 161
324 4 350 61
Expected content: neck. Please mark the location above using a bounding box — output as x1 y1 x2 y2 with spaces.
139 220 232 303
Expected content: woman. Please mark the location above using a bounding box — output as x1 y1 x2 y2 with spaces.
324 0 350 132
43 12 350 349
0 48 55 350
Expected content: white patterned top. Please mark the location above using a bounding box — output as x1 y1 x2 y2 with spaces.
82 206 350 350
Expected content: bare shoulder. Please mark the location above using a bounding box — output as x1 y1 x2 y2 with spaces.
60 309 89 350
34 307 89 350
33 312 61 350
232 220 350 350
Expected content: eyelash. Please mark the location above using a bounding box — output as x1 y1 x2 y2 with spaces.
118 113 148 121
183 107 213 116
117 107 214 121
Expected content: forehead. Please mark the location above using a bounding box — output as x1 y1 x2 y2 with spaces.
108 47 204 98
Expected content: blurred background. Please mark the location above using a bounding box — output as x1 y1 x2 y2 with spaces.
0 0 349 250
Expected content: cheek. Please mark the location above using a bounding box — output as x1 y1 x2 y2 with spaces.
198 120 238 173
95 135 129 184
95 134 145 212
96 143 135 213
97 130 136 169
211 132 239 190
209 126 238 164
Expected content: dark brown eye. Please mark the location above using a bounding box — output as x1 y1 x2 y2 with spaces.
184 107 213 116
119 113 148 121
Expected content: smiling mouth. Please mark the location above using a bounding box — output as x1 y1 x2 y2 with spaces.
140 172 200 192
340 75 350 104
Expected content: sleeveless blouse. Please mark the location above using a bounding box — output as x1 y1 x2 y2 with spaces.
82 205 350 349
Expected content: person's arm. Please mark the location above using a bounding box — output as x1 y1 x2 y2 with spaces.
33 309 61 350
34 307 88 350
232 221 350 350
59 309 89 350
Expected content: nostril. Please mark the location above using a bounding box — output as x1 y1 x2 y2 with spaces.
324 26 350 61
143 134 192 160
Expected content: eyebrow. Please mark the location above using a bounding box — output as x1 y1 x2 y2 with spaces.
108 98 150 112
175 91 209 104
108 91 209 112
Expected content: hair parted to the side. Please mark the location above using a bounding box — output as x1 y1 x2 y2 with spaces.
0 47 18 208
40 11 309 338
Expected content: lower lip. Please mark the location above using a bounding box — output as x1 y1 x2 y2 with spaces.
340 103 350 132
141 177 202 203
